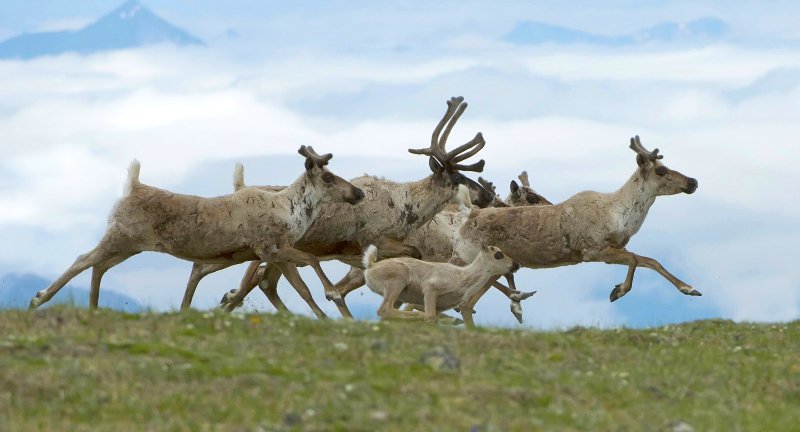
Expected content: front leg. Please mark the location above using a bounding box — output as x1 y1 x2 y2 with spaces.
598 247 701 301
274 246 344 307
460 276 501 329
422 288 439 322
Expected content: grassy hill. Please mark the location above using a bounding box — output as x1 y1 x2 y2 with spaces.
1 308 798 431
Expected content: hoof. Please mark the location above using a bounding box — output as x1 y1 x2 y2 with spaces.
609 285 627 302
510 301 523 324
510 290 537 302
326 292 346 307
687 289 702 296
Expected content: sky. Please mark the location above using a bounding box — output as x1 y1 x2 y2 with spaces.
0 1 798 328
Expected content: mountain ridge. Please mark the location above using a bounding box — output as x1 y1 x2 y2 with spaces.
0 0 203 59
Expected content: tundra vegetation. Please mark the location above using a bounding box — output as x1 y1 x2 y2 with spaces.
1 308 798 430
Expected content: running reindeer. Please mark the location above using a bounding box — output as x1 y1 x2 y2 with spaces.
451 136 700 327
29 146 364 309
189 97 493 318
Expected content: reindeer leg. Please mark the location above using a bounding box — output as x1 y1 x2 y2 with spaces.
220 261 264 312
491 276 537 324
258 264 289 313
275 246 344 307
632 253 701 297
597 248 638 302
276 262 328 319
31 236 129 309
182 262 236 311
422 287 439 322
331 267 366 319
599 248 700 300
460 276 501 329
90 253 139 309
377 283 424 321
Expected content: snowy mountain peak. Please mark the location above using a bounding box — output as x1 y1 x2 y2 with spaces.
0 0 203 59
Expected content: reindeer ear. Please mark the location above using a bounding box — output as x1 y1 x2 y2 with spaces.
305 157 314 171
429 157 444 174
510 180 520 194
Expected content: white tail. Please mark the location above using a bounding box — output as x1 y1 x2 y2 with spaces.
233 162 245 191
362 244 378 269
123 159 140 197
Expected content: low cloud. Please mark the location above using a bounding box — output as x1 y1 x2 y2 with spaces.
1 35 798 326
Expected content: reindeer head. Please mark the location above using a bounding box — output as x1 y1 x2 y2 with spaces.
409 97 491 206
508 171 553 206
478 245 520 275
299 145 365 205
629 135 698 196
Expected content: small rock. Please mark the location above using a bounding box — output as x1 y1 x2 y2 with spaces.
420 346 460 371
668 421 695 432
283 412 302 426
370 410 388 421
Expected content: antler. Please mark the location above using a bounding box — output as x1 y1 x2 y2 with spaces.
629 135 663 162
409 96 486 172
298 145 333 167
477 177 497 195
517 171 530 187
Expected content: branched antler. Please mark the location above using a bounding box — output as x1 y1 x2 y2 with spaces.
629 135 663 162
409 97 486 172
298 145 333 167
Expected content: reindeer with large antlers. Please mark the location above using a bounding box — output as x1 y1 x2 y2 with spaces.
190 97 492 318
29 146 364 309
450 136 700 327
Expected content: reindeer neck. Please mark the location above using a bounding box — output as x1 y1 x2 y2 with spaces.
277 172 322 237
608 169 658 237
458 254 498 302
393 174 454 228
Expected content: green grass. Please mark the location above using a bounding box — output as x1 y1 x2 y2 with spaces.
1 308 798 431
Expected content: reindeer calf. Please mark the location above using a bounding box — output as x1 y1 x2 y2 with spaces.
363 243 519 322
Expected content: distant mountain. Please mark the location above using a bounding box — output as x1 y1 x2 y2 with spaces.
506 17 729 46
0 1 203 60
0 273 144 312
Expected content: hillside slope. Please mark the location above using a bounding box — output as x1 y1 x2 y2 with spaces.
0 308 798 430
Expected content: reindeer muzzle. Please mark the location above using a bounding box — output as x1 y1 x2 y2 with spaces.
510 262 521 273
682 178 698 194
347 187 365 204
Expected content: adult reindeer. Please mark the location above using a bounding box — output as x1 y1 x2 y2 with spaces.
451 136 700 327
29 146 364 309
199 97 492 318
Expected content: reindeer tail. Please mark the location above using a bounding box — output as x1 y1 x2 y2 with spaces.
123 159 141 197
233 162 245 191
362 245 378 269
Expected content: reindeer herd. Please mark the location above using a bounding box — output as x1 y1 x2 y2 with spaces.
29 96 700 327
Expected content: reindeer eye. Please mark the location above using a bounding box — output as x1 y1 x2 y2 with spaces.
322 172 334 183
494 251 504 260
655 166 668 176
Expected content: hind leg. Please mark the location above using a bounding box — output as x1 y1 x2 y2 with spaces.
258 264 289 313
90 252 139 309
31 239 127 309
181 261 238 311
377 283 424 321
277 262 328 319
